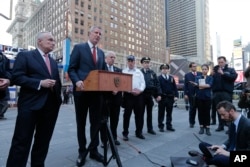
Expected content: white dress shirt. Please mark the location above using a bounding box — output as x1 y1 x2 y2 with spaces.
122 67 145 91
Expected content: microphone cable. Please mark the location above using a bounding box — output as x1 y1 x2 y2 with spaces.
118 136 167 167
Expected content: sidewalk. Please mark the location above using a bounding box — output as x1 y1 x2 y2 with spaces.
0 103 227 167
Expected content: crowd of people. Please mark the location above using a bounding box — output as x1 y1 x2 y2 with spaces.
1 26 250 167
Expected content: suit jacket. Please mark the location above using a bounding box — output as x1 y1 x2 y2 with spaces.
12 49 62 110
224 115 250 151
184 71 202 97
68 42 106 94
104 64 122 105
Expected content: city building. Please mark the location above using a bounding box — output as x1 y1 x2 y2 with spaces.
165 0 211 81
7 0 167 84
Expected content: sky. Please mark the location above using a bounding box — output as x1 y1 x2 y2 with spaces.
1 0 250 58
209 0 250 61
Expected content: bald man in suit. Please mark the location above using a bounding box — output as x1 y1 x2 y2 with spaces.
7 32 62 167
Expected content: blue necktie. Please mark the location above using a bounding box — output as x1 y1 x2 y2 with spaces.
229 123 236 151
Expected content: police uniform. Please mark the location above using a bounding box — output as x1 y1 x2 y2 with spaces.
140 57 162 135
158 64 178 132
122 55 146 140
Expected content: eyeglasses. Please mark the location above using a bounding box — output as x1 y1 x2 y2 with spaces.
192 66 197 67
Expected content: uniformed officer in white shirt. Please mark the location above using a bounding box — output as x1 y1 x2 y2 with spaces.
122 55 146 141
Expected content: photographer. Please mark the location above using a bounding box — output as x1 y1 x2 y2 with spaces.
211 56 237 132
0 51 11 119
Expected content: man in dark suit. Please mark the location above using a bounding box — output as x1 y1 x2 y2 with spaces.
101 51 122 145
7 32 62 167
199 101 250 167
184 62 202 128
68 26 106 166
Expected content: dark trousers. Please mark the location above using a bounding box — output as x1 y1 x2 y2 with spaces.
122 93 144 136
158 96 174 129
188 95 197 125
109 103 120 140
212 92 232 128
100 97 121 141
74 92 103 154
197 99 211 127
7 93 60 167
142 93 154 131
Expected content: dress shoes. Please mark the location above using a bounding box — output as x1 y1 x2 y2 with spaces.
123 134 129 141
167 127 175 131
76 152 87 167
148 129 156 135
215 127 224 131
89 151 104 163
114 140 120 145
136 134 145 139
159 128 164 132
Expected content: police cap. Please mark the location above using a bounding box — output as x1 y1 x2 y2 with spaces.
140 57 151 63
160 63 170 70
127 55 135 61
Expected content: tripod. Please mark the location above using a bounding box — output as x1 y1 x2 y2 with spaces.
86 95 122 167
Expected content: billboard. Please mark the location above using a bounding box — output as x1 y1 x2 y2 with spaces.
234 39 242 47
234 59 243 71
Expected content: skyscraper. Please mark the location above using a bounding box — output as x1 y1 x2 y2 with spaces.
165 0 211 65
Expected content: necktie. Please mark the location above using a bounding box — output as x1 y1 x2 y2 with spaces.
92 46 96 64
229 123 236 151
193 72 197 76
44 54 51 75
165 74 169 80
108 65 112 72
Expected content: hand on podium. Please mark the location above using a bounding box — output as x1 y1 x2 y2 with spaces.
76 80 84 90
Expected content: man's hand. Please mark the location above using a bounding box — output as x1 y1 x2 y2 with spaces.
112 90 118 95
0 78 10 90
214 147 230 157
131 88 141 96
184 95 189 100
41 79 56 88
76 80 84 90
156 96 161 102
218 67 224 75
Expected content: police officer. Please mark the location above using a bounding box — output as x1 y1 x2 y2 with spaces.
140 57 161 135
0 51 11 119
158 64 178 132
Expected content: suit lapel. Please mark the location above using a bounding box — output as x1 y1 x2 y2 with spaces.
33 49 53 77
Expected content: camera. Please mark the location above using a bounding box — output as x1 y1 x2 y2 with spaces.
213 65 219 73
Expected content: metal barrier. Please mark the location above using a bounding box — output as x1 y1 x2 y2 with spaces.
175 90 242 108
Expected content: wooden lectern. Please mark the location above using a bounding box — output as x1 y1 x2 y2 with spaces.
76 70 132 91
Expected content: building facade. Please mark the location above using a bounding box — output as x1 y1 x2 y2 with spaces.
7 0 167 76
165 0 211 65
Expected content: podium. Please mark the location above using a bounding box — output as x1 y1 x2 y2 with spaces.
76 70 131 167
76 70 132 91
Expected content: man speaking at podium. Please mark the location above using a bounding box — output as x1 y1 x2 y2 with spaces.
68 26 106 166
